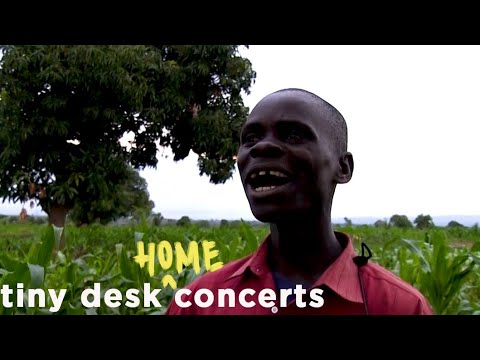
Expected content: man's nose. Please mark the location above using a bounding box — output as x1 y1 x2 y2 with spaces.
250 137 284 158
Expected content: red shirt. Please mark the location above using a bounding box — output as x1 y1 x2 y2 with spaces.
165 231 433 315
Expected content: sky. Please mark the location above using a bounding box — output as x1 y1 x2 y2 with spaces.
1 45 480 221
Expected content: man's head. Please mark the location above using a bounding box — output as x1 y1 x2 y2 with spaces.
237 88 353 223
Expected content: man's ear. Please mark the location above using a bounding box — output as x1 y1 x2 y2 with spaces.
336 152 354 184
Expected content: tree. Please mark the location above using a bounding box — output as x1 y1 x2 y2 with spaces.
196 220 211 228
413 214 434 229
68 165 154 225
220 219 229 227
446 220 465 228
0 45 256 247
389 214 413 228
177 216 191 227
374 219 388 228
152 212 164 226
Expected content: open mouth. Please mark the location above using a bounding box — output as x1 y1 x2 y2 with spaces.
247 169 291 193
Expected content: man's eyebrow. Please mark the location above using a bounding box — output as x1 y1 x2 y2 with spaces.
276 119 316 131
241 122 263 134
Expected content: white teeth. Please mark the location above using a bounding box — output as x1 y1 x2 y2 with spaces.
269 170 287 178
250 170 287 179
255 186 277 192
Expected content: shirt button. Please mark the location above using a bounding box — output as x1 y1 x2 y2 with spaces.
271 306 278 314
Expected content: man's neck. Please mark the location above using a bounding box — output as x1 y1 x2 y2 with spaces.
268 215 343 284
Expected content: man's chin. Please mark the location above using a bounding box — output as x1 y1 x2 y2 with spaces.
251 206 299 224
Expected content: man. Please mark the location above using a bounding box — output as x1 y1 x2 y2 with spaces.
166 88 433 315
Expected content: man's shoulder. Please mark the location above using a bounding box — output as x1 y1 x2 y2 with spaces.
363 262 433 314
364 262 420 293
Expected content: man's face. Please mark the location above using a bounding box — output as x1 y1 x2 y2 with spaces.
237 91 346 223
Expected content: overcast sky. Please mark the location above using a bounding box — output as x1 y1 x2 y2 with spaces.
1 45 480 221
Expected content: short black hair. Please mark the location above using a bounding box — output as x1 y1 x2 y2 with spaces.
273 88 348 154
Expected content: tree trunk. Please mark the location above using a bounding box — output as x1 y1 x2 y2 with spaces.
48 204 69 250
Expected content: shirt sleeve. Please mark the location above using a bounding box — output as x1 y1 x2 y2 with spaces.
415 296 434 315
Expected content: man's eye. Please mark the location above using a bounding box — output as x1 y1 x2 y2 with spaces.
285 130 304 144
242 134 260 145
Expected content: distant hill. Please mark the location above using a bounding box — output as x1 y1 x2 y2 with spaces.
334 215 480 227
2 213 479 228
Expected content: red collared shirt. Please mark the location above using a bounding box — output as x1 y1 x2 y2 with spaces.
165 232 433 315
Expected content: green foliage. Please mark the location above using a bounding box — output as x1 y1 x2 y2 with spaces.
152 213 164 227
374 219 388 228
220 219 229 228
195 220 211 228
0 221 268 314
154 45 256 183
389 214 413 228
1 222 478 314
69 166 154 225
0 45 256 229
0 225 55 314
396 231 476 314
0 46 154 214
176 216 191 227
414 214 434 229
447 220 465 228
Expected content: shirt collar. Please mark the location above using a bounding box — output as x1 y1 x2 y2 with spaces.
228 237 271 279
311 231 364 304
228 231 363 304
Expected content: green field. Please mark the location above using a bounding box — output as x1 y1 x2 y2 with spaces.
1 217 479 315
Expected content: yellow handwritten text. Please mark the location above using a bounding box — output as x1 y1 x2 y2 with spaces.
133 240 224 279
